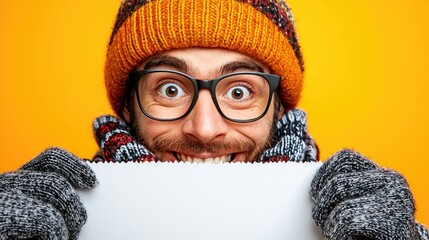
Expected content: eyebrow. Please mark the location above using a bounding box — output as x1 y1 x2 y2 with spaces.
142 54 265 75
143 55 189 73
220 60 265 75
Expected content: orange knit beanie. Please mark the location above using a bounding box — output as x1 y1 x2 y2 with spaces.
105 0 304 118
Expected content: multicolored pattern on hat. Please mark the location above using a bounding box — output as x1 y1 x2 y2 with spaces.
237 0 302 69
110 0 303 69
105 0 304 118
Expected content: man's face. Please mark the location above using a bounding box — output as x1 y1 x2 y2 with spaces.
123 48 283 163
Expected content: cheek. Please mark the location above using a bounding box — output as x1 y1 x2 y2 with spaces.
131 96 179 142
253 102 277 144
132 106 167 142
133 97 276 149
234 110 274 146
137 117 175 143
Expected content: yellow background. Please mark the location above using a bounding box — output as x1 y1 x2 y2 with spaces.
0 0 428 225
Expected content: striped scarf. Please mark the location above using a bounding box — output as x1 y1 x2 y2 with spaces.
92 109 318 163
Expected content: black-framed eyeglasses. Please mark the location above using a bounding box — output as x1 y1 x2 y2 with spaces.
128 69 280 123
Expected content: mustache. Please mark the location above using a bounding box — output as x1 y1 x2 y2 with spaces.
150 136 255 155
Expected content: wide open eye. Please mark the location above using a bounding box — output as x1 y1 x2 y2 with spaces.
225 86 251 101
159 83 186 99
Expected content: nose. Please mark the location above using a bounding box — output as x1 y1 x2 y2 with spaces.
182 90 228 144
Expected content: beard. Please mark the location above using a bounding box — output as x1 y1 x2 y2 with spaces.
128 102 279 162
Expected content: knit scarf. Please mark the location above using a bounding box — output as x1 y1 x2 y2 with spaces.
92 109 319 163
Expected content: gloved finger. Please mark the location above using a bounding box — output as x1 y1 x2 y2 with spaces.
312 169 414 228
0 171 88 236
417 223 429 238
0 190 68 240
20 147 98 189
311 149 378 200
322 195 416 240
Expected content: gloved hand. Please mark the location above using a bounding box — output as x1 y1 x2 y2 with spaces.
310 149 428 240
0 147 98 240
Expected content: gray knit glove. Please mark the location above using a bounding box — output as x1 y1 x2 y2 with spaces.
0 147 98 240
310 149 429 240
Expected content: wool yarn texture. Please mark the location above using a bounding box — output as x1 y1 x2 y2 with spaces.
92 109 318 162
105 0 304 118
311 149 429 240
0 148 98 240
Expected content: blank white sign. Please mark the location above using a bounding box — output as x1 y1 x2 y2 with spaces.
78 162 323 240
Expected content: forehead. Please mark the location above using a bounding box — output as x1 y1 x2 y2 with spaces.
140 48 270 77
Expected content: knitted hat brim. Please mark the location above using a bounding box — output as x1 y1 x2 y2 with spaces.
105 0 303 118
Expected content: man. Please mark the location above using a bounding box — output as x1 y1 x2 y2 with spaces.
0 0 427 239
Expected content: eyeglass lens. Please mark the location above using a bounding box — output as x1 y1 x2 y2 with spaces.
137 71 271 121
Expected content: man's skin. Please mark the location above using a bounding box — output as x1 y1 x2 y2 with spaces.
122 48 285 163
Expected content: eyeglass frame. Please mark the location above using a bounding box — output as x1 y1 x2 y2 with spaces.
128 69 280 123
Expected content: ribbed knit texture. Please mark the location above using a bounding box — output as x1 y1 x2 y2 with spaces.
105 0 303 119
91 109 318 163
93 114 156 162
311 149 429 240
260 109 318 162
0 147 98 240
